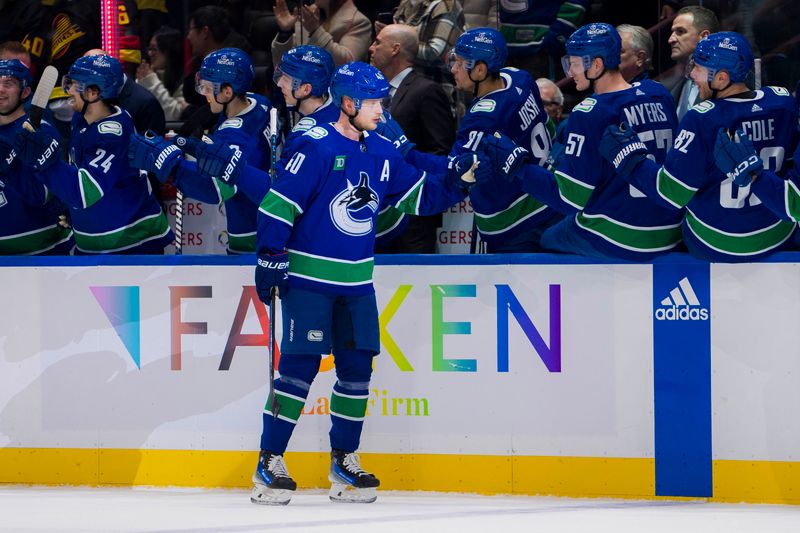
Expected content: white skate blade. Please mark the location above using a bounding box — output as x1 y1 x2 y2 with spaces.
328 482 377 504
250 483 292 506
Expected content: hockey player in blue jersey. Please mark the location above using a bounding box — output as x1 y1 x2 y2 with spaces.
251 62 480 505
377 27 559 252
128 48 273 254
13 54 172 254
599 32 799 261
477 22 683 260
0 59 73 255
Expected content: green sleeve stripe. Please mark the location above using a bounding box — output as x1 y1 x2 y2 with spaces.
554 170 593 209
557 2 587 26
259 190 301 226
394 175 425 215
213 178 236 202
376 207 406 236
78 168 104 208
784 180 800 221
656 167 696 208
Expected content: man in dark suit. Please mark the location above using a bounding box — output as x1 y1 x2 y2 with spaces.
370 23 455 253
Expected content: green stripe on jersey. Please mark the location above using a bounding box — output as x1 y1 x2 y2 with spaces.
685 210 795 256
259 190 301 226
474 194 548 235
376 207 406 237
557 2 587 25
73 211 170 253
78 168 104 208
393 178 424 215
265 391 305 424
576 213 682 252
656 167 696 208
214 179 237 202
0 225 72 255
288 250 374 286
784 180 800 221
227 232 255 253
554 170 593 209
330 390 368 421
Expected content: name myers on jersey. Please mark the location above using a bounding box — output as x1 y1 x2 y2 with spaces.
518 92 543 130
623 102 668 126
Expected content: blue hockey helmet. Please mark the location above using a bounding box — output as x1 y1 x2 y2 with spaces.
691 32 753 83
63 54 124 99
330 62 389 109
450 27 507 73
275 45 334 97
563 23 621 72
0 59 32 93
197 48 254 96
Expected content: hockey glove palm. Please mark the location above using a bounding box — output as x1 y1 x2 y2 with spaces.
714 128 763 187
447 152 481 192
599 122 649 177
128 130 182 182
0 137 18 173
375 113 415 157
478 131 530 182
256 252 289 304
14 121 60 171
176 136 244 185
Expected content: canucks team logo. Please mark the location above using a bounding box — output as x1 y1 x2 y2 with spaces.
329 172 379 236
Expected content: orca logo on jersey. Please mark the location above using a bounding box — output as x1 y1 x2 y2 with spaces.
329 171 379 237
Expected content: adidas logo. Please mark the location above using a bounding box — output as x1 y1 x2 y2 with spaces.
751 104 762 112
636 89 645 96
655 276 709 321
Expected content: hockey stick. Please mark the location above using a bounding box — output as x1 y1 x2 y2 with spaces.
268 107 281 419
25 66 59 131
754 58 762 90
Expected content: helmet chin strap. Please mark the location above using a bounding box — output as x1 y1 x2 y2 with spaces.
214 91 236 115
79 94 102 116
708 74 733 100
467 67 489 99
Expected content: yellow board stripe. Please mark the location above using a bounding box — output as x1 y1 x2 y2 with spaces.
0 449 798 504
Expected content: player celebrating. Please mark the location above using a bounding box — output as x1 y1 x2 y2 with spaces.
13 54 172 254
599 32 799 261
377 27 558 252
478 22 682 260
128 48 273 254
0 59 73 255
252 62 480 505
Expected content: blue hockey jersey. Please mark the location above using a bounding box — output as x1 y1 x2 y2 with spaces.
408 67 555 245
257 123 465 296
174 93 273 254
517 79 683 260
0 116 73 255
34 107 172 254
626 86 799 261
499 0 591 57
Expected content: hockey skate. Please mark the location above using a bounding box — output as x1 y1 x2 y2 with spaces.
251 451 297 505
328 449 380 503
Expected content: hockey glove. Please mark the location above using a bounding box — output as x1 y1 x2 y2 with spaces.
256 252 289 304
545 141 566 172
714 128 763 187
447 152 481 192
0 137 18 173
128 130 182 183
175 136 244 186
478 131 530 182
375 113 415 157
13 121 60 171
599 122 649 177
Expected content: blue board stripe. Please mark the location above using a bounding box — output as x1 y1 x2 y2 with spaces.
653 263 712 497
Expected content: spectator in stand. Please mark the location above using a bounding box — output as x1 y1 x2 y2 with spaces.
370 24 455 253
659 5 719 119
136 26 188 121
617 24 654 84
271 0 371 66
184 6 232 112
462 0 498 30
535 77 565 142
498 0 591 79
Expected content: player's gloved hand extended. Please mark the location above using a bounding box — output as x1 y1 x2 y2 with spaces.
0 137 18 173
599 122 648 177
256 252 289 304
175 135 244 185
375 113 415 157
128 130 182 182
477 131 530 182
714 128 763 187
545 141 566 172
446 152 482 192
13 121 60 171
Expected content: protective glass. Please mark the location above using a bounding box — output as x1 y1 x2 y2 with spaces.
61 75 87 94
194 73 220 96
0 75 21 91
